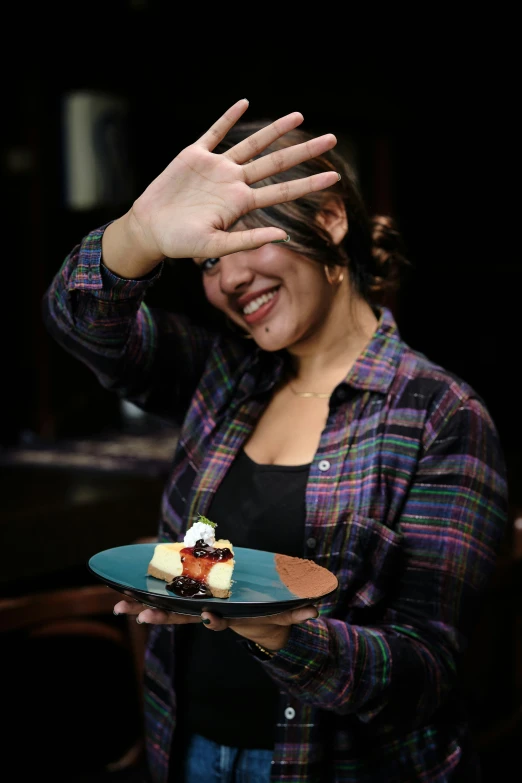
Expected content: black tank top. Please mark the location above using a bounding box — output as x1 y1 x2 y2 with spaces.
174 447 310 749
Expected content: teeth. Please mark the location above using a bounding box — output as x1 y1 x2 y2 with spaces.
243 289 277 315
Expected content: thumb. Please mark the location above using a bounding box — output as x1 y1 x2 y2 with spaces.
290 605 319 624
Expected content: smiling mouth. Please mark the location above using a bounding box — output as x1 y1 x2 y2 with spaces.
241 287 280 316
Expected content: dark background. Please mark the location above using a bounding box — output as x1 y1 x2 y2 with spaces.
0 3 519 779
2 1 518 482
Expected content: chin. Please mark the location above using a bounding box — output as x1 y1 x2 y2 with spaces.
250 328 296 353
254 339 287 353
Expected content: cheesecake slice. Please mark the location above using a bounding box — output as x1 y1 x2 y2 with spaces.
147 516 235 599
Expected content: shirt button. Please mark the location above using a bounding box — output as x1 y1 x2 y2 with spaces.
335 388 348 401
87 271 93 280
318 459 330 472
284 707 296 720
306 537 317 549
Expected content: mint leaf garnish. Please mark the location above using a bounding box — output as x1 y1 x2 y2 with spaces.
197 514 216 529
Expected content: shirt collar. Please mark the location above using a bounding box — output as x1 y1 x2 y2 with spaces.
341 306 404 394
247 306 403 398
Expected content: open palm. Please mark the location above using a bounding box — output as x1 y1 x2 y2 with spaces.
130 99 339 261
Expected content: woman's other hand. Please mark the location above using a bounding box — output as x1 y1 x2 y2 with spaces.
102 99 338 279
114 598 318 653
200 606 319 653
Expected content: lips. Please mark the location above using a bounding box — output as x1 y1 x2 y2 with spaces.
240 286 280 325
236 285 280 311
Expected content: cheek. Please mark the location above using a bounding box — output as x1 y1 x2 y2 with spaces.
291 279 333 328
293 273 329 309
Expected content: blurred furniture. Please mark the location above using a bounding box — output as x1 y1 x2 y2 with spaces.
0 427 176 596
0 428 169 780
0 581 150 781
2 426 179 475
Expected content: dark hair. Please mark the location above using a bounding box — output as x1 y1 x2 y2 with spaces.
216 120 409 302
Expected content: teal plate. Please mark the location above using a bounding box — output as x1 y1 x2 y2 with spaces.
88 543 337 618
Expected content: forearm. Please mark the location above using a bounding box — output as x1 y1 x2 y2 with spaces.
261 616 455 726
43 224 222 422
43 224 160 357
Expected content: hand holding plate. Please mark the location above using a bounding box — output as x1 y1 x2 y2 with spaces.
200 605 319 652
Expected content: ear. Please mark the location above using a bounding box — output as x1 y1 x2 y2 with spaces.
315 197 348 245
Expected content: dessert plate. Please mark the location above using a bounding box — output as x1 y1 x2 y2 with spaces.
88 543 338 618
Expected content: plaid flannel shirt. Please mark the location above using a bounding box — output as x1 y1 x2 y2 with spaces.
43 226 508 783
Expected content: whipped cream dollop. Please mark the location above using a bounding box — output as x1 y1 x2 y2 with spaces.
184 520 216 548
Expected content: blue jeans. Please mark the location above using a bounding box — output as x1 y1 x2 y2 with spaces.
183 732 274 782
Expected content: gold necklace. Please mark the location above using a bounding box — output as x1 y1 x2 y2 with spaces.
289 384 330 399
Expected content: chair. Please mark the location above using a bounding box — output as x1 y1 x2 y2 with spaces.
0 581 150 781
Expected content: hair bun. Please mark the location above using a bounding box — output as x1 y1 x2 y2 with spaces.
369 215 409 293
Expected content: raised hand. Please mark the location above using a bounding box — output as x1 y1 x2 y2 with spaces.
119 99 338 270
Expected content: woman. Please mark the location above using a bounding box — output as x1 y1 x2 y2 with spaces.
43 99 508 782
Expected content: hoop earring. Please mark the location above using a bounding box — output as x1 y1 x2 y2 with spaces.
324 265 345 285
226 316 253 339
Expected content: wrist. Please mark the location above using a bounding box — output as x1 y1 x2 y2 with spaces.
101 210 164 280
125 204 165 264
251 626 291 654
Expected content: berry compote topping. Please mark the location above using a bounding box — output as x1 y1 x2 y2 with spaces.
166 576 212 598
166 539 233 598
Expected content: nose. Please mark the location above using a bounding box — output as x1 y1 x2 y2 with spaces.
218 252 255 294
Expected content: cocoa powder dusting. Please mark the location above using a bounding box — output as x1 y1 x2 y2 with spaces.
275 554 338 599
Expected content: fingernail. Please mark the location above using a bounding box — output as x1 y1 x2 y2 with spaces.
136 617 145 624
337 173 341 181
201 617 211 625
113 610 120 616
271 234 290 244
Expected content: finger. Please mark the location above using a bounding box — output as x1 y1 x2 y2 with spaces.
198 99 250 151
200 611 229 631
252 170 340 211
243 133 337 185
208 226 291 256
224 112 304 165
288 605 319 624
136 607 202 625
113 599 141 615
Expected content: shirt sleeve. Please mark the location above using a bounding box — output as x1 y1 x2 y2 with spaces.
259 395 509 729
42 224 218 425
